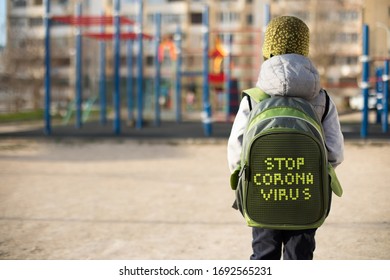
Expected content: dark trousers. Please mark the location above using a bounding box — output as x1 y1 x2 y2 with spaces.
250 227 317 260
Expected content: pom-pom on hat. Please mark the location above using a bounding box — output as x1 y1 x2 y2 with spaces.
262 16 310 59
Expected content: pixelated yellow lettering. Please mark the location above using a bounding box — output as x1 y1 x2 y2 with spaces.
278 189 289 200
306 173 314 184
285 173 294 185
274 158 286 170
303 188 311 200
289 188 299 200
273 173 283 186
260 189 272 201
265 158 274 170
297 157 305 170
296 173 305 184
286 158 295 170
253 174 262 186
263 173 272 186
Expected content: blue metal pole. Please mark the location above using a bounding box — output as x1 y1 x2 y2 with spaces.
174 25 182 123
99 10 107 125
154 13 162 126
263 3 271 28
44 0 51 135
262 3 271 65
361 24 370 138
113 0 121 135
225 33 232 121
75 3 83 129
127 28 134 123
383 60 389 133
136 0 144 129
375 67 383 124
202 5 212 136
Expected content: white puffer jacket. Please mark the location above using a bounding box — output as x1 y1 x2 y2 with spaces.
227 54 344 173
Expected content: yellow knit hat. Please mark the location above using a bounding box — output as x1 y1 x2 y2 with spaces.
262 16 310 59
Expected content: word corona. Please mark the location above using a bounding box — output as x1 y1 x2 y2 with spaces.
253 172 314 186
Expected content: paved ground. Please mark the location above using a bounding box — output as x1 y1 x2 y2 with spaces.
0 111 389 260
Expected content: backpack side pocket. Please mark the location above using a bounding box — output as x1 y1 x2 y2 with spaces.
235 176 244 215
230 165 241 190
328 163 343 197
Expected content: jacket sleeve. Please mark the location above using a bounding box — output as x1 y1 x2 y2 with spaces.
322 95 344 168
227 97 251 173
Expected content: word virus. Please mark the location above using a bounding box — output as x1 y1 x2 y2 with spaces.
253 157 315 201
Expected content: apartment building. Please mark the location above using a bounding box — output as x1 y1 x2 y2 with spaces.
1 0 266 114
270 0 363 88
2 0 389 114
363 0 390 59
0 0 74 112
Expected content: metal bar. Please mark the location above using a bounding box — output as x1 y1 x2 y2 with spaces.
225 33 232 121
127 29 134 123
375 67 383 124
51 15 135 26
383 60 389 133
154 13 162 126
361 24 370 138
180 71 203 77
43 0 51 135
202 5 212 136
263 3 271 28
75 3 83 129
99 11 107 125
174 25 182 123
136 0 144 129
83 32 152 40
113 0 121 135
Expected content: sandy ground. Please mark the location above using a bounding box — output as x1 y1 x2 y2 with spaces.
0 136 389 260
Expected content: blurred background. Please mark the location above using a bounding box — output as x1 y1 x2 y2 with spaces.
0 0 389 125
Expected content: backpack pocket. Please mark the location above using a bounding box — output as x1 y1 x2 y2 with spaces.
230 165 240 190
235 176 245 215
328 164 343 197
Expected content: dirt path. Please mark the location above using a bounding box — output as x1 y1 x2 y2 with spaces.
0 139 389 260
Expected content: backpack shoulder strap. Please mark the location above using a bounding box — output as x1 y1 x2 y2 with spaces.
321 89 330 123
242 87 270 111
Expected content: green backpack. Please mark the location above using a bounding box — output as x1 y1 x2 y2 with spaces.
230 88 342 230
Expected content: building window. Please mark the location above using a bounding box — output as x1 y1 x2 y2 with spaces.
146 55 154 67
162 14 182 25
12 0 27 8
336 32 358 43
10 16 26 27
190 12 202 24
335 56 358 65
217 12 240 24
246 14 253 25
339 10 358 21
29 17 43 27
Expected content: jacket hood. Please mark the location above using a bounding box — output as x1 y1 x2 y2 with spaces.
256 54 321 100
